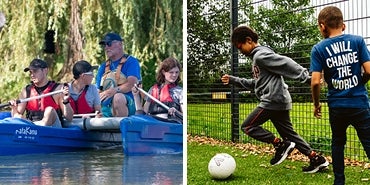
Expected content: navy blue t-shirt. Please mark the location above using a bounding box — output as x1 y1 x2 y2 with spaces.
310 34 370 108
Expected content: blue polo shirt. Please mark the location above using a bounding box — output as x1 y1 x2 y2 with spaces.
95 55 141 99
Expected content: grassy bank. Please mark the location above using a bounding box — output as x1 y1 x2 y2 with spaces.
187 136 370 185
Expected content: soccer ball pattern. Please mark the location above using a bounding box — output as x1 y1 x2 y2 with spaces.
208 153 236 179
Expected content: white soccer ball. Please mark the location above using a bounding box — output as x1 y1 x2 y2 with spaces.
208 153 236 179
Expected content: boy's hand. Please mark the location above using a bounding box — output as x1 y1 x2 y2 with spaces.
62 84 70 101
314 104 322 119
221 74 230 85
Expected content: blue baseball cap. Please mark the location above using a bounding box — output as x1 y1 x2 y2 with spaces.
99 32 123 45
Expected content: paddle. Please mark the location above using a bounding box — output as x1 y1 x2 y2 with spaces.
0 89 64 109
73 113 96 118
134 84 183 120
73 111 101 118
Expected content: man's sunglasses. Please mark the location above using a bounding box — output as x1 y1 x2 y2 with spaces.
101 40 119 47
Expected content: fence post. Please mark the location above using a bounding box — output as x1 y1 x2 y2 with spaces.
230 0 239 142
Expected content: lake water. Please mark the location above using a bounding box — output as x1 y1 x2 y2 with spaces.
0 149 183 185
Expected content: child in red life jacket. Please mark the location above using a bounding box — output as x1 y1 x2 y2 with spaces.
132 57 183 122
68 60 102 118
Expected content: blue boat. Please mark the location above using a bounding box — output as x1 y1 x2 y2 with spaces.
0 112 183 156
0 115 121 156
120 115 183 155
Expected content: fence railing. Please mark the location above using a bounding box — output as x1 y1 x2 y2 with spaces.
187 0 370 162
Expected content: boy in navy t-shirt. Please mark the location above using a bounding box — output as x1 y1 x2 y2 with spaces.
310 6 370 185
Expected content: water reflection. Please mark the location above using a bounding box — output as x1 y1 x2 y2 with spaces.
0 149 183 185
123 155 183 185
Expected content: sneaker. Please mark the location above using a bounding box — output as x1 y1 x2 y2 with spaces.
302 155 329 173
270 140 296 166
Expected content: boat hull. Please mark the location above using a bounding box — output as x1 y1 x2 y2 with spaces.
120 115 183 155
0 112 183 156
0 117 122 156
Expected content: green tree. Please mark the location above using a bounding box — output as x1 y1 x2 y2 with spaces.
243 0 321 99
187 0 321 102
187 0 231 101
0 0 182 104
244 0 320 66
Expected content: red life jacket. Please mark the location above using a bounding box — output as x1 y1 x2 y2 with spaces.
68 85 94 114
25 81 61 121
148 83 181 115
151 83 176 102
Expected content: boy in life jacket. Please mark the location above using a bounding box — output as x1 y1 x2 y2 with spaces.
132 57 183 123
95 32 141 117
9 59 73 127
67 60 102 118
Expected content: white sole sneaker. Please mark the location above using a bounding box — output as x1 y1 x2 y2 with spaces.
303 160 329 173
272 142 296 166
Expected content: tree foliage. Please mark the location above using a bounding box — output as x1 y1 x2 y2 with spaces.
0 0 182 103
241 0 321 97
187 0 321 102
244 0 321 67
187 0 231 96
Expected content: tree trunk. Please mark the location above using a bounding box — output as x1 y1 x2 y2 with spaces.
57 0 84 83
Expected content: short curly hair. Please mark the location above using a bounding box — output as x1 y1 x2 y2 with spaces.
318 6 343 29
231 25 259 47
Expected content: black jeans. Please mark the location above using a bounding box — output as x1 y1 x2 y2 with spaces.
241 107 312 156
329 108 370 185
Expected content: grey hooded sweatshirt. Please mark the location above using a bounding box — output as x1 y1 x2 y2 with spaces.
228 46 310 110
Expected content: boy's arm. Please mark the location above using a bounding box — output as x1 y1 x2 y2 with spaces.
59 84 73 122
11 87 27 118
257 52 310 83
362 61 370 84
311 71 322 118
223 75 255 90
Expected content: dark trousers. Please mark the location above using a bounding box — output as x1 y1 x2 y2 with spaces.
329 108 370 185
241 107 312 156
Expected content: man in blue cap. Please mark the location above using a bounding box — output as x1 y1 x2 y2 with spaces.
95 32 141 117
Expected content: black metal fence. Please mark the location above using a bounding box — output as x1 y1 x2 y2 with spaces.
187 0 370 162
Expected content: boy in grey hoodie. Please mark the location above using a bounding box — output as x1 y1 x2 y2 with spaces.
221 25 328 173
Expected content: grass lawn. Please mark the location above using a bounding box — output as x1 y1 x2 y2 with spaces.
188 103 368 161
187 136 370 185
